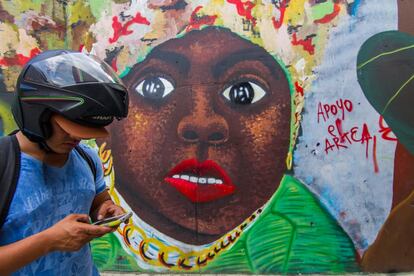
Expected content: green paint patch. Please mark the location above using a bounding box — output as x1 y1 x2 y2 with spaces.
0 100 17 135
312 1 334 21
203 175 358 273
88 0 112 19
45 33 66 50
1 0 44 17
92 233 142 272
68 0 96 26
119 66 131 78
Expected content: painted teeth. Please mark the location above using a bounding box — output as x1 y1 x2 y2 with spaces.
171 174 224 184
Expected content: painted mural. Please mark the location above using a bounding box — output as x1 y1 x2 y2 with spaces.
0 0 413 273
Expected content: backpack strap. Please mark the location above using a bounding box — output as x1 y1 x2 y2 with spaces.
74 145 97 181
0 135 21 228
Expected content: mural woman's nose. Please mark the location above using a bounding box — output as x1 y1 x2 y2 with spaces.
177 86 229 145
177 115 229 145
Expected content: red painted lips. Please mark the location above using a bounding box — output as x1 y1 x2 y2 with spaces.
164 159 236 203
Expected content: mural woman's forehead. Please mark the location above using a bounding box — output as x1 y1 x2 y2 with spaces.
87 0 353 81
86 0 354 160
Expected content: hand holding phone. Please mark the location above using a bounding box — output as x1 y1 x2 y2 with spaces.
92 211 132 227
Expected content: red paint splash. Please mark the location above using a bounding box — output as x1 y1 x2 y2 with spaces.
373 135 379 173
186 6 217 32
314 3 340 24
361 123 372 159
0 48 41 67
111 59 118 72
109 12 150 44
271 0 287 29
335 118 345 143
291 33 315 55
227 0 256 26
378 116 397 141
294 81 304 96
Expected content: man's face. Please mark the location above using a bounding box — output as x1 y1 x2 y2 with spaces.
110 27 291 244
46 115 81 154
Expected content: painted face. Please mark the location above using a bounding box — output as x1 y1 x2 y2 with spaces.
110 27 291 244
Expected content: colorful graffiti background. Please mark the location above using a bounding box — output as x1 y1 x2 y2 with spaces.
1 0 413 273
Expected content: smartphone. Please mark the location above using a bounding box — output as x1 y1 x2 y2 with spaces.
92 211 132 227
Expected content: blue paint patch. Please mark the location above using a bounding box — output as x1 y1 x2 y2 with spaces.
305 175 314 185
350 0 362 16
293 151 301 163
321 186 341 214
361 238 369 249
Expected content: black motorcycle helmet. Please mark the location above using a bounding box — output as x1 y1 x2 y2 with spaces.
12 50 128 142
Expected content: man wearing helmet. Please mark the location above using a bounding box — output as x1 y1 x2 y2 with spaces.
0 50 129 275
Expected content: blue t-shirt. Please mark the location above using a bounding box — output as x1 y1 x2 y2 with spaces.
0 144 106 276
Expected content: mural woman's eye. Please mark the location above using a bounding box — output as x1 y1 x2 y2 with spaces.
222 81 266 105
135 76 174 100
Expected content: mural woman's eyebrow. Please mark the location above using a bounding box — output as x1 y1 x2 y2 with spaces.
148 49 190 75
212 49 282 79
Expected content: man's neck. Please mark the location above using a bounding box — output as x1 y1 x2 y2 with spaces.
16 131 69 167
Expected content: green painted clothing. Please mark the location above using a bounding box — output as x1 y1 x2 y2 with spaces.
92 175 359 273
202 174 359 273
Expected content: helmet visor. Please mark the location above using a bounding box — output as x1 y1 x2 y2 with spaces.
24 52 123 87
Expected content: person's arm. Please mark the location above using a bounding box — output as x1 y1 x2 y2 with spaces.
0 214 113 275
90 190 125 222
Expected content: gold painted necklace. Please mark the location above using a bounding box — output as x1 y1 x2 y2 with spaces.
117 207 263 271
98 143 264 271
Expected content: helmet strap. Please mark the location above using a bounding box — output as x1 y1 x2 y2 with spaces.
38 140 55 153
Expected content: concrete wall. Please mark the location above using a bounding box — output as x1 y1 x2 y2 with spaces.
1 0 413 273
